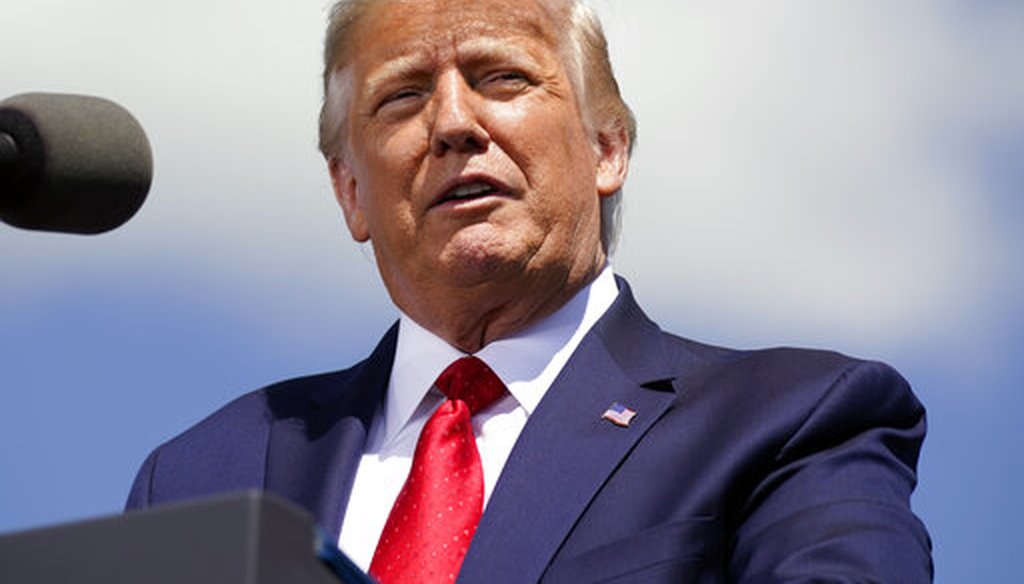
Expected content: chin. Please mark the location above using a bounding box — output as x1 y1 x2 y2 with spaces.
439 230 533 287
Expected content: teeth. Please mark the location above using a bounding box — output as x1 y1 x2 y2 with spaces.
448 182 495 199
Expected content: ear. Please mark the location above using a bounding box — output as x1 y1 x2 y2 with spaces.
595 123 630 198
328 156 370 242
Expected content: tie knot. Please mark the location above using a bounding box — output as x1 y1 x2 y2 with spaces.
435 356 507 415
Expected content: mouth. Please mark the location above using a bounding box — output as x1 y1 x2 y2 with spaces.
431 176 511 209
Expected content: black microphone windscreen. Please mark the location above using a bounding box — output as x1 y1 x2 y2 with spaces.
0 93 153 234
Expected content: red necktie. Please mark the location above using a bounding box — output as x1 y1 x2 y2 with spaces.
369 356 507 583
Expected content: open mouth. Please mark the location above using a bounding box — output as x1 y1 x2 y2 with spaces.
433 177 508 208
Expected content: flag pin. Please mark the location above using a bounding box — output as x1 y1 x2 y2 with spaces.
601 402 637 428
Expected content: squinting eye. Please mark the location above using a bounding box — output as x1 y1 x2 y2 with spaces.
483 72 528 85
478 71 531 97
377 89 422 112
391 89 420 101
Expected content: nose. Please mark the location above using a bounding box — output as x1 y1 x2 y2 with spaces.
429 72 489 156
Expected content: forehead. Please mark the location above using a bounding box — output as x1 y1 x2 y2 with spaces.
345 0 563 67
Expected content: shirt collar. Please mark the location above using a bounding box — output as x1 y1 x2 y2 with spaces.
383 265 619 446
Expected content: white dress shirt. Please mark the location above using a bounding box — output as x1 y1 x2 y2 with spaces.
338 266 620 570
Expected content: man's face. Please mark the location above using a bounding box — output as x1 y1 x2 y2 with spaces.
329 0 625 329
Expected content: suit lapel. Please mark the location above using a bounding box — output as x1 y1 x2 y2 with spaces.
458 282 688 584
264 325 397 538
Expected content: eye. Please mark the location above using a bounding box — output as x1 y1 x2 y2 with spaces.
478 71 531 95
486 71 527 83
376 88 424 114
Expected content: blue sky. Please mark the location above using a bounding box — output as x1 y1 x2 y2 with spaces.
1 2 1021 582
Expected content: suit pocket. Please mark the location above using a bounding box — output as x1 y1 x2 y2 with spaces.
541 516 724 583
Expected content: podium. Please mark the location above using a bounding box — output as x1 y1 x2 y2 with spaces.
0 491 371 583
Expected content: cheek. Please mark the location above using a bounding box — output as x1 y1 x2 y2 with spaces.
357 126 426 201
493 102 594 182
354 165 419 248
385 117 428 151
493 103 558 157
534 118 599 212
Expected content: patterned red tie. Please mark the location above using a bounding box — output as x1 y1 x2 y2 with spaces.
369 356 507 583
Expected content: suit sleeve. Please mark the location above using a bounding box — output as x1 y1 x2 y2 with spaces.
728 360 933 582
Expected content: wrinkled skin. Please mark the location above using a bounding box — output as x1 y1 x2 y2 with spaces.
328 0 629 352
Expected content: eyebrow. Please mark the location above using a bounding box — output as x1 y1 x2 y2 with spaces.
363 53 432 97
359 33 548 102
457 36 544 69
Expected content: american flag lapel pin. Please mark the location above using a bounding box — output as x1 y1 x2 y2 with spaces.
601 402 637 428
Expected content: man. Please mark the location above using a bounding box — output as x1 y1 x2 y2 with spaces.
127 0 932 581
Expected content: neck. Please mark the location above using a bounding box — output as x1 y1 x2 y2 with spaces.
398 256 606 354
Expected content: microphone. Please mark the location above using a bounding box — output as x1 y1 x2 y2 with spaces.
0 93 153 234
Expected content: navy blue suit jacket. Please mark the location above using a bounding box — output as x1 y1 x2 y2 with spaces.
126 281 932 582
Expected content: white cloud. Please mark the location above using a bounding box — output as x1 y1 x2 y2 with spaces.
593 1 1024 351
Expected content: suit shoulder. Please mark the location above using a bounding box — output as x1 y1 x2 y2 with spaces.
127 325 398 509
662 331 882 380
127 365 367 508
660 331 853 369
729 345 917 413
658 332 921 419
159 365 363 452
